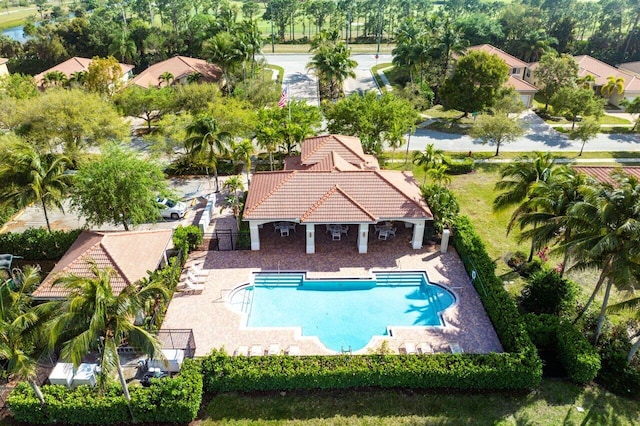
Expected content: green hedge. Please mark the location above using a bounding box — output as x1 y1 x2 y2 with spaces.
201 349 540 393
524 314 601 384
7 359 202 424
0 228 83 260
443 156 475 174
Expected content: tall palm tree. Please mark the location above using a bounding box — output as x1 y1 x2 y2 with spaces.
204 31 244 94
0 141 71 233
46 261 170 405
255 124 279 172
186 72 202 84
576 74 596 89
222 175 245 228
231 138 255 184
185 114 232 192
42 71 67 88
568 171 640 343
412 143 444 184
493 152 556 261
600 75 625 99
0 266 47 404
307 33 357 100
426 164 451 187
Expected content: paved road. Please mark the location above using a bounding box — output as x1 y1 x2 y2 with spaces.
344 54 392 96
265 54 319 106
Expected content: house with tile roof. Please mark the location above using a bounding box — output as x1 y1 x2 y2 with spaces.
0 58 8 77
34 57 134 89
464 44 538 108
128 56 223 88
32 229 173 300
243 134 432 254
572 166 640 185
526 55 640 107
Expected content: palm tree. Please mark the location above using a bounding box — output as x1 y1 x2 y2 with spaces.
307 33 357 100
186 72 202 84
222 175 245 229
46 261 170 407
158 71 174 87
42 71 67 88
412 143 444 184
185 114 232 192
204 31 244 94
577 74 596 89
568 171 640 343
0 266 47 404
67 71 86 87
230 138 255 184
384 121 408 158
600 75 625 100
255 124 279 172
0 141 71 233
493 152 556 261
426 164 451 187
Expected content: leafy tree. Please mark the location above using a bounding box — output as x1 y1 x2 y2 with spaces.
170 82 220 114
569 118 600 156
0 74 38 99
470 114 525 156
114 86 173 130
230 139 255 184
0 137 71 233
221 175 245 228
263 0 297 41
325 91 418 154
71 144 169 231
421 183 459 234
533 52 579 111
440 50 510 116
620 97 640 131
84 56 125 97
493 87 525 116
13 89 128 161
519 269 578 315
46 261 170 408
568 171 640 343
550 86 605 130
255 100 321 156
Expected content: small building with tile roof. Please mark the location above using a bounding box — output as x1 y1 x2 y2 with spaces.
34 57 134 89
243 134 432 254
32 229 173 300
128 56 223 88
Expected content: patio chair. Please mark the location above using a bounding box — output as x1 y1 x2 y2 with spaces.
417 342 433 354
178 279 204 294
400 342 417 355
332 230 341 241
189 262 208 277
449 342 463 354
249 345 263 356
378 230 389 240
286 345 300 356
267 344 281 355
387 227 396 238
280 227 290 237
234 346 249 356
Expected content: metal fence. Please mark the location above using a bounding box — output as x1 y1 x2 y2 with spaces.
157 329 196 359
202 230 251 251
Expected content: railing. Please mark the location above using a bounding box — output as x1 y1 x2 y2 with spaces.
202 230 251 251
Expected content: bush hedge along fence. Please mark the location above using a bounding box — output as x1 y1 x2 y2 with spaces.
7 359 202 424
0 228 83 260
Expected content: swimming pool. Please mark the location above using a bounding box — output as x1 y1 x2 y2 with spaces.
228 272 456 352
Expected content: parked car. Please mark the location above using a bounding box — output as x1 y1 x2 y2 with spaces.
156 197 187 220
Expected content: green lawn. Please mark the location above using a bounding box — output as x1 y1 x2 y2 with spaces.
202 380 640 425
546 115 632 126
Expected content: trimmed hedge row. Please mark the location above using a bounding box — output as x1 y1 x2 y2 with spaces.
443 156 475 174
0 228 83 260
524 314 601 384
7 359 202 424
201 349 540 393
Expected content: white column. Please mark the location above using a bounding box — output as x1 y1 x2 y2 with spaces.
412 220 425 249
249 222 260 251
441 228 450 253
358 223 369 253
306 224 315 254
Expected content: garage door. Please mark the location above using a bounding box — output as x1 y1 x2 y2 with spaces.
519 95 531 108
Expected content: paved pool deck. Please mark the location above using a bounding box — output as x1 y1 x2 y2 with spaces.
161 225 503 357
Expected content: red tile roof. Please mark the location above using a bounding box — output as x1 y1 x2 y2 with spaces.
32 229 173 300
572 55 640 92
507 75 537 92
297 135 380 170
129 56 222 88
466 44 528 69
243 170 431 223
573 166 640 185
34 57 134 87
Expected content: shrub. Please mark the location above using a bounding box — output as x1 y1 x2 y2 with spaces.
0 228 83 260
524 314 600 384
173 225 203 262
443 156 475 174
201 349 540 393
596 325 640 399
519 270 578 315
519 259 544 278
421 184 460 234
7 359 202 424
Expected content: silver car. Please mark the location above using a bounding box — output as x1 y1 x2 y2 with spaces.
156 197 187 220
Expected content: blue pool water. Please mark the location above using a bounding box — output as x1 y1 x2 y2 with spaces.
229 272 455 352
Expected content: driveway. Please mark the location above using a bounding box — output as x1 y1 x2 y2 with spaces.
344 54 392 96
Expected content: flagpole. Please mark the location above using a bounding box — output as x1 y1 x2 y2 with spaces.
287 84 291 121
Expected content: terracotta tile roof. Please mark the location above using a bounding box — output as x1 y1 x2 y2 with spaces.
300 135 379 169
573 55 640 92
573 166 640 185
0 58 7 65
34 57 134 87
128 56 222 88
285 151 363 171
32 229 173 300
619 61 640 76
466 44 528 69
507 75 537 91
243 170 432 223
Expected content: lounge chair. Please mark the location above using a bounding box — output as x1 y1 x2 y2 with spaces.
178 278 204 294
400 342 417 354
189 262 208 277
268 344 281 355
249 345 263 356
417 342 433 354
449 342 463 354
186 270 205 284
234 346 249 356
286 345 300 356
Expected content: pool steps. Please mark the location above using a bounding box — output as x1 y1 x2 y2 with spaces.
253 272 428 288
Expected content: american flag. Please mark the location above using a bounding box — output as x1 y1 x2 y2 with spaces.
278 86 288 108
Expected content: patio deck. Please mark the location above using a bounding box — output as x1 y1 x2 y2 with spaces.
161 224 503 357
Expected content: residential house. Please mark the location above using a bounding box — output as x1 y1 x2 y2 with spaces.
128 56 223 88
0 58 9 77
243 135 432 254
32 229 173 300
34 57 134 89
